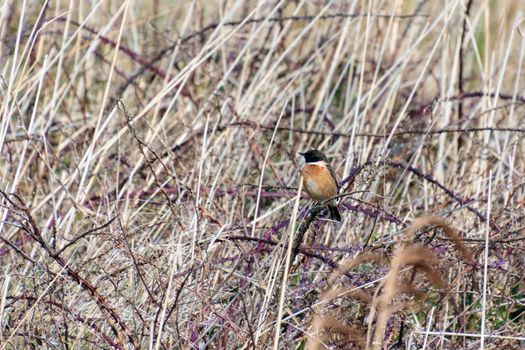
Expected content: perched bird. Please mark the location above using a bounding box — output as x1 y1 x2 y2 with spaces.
299 149 341 221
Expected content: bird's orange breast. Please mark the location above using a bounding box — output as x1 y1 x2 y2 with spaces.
301 163 338 201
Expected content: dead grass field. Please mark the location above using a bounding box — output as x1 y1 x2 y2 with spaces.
0 0 524 349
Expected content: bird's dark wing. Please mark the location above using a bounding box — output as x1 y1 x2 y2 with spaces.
327 164 339 192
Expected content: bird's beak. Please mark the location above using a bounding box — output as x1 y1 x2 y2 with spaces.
298 152 305 156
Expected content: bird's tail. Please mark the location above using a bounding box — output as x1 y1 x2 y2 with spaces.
329 205 341 221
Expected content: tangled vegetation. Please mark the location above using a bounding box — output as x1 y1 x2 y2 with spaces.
0 0 524 349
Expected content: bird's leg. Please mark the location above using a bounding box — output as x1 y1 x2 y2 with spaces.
309 202 326 215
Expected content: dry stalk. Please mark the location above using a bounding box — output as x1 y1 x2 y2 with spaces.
369 216 473 349
307 216 473 350
307 253 384 349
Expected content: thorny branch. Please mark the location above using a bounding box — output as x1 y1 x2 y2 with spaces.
0 190 135 349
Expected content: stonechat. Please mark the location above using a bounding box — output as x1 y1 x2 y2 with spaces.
299 149 342 221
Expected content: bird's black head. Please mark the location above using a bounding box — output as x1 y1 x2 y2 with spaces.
299 149 327 163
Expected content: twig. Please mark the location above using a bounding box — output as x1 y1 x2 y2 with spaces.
0 190 135 349
230 121 525 139
458 0 473 124
339 160 495 230
6 295 120 349
119 101 185 229
55 215 119 256
87 11 427 108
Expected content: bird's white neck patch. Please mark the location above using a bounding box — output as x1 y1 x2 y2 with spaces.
305 161 326 166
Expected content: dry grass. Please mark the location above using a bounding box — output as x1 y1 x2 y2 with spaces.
307 217 474 349
0 0 524 349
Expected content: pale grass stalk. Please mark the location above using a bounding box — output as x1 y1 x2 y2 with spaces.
0 0 23 157
77 0 129 198
273 177 303 350
380 0 460 157
344 0 372 164
414 331 525 342
503 18 525 203
12 1 56 92
462 6 486 80
26 3 106 121
154 252 176 350
254 231 290 346
242 0 335 113
147 1 195 140
48 1 75 120
0 53 48 241
421 307 435 350
235 0 289 103
249 197 299 225
480 170 492 349
487 16 516 165
306 4 351 133
232 0 296 107
438 272 453 349
194 111 209 217
352 0 400 157
250 103 286 237
0 269 10 344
